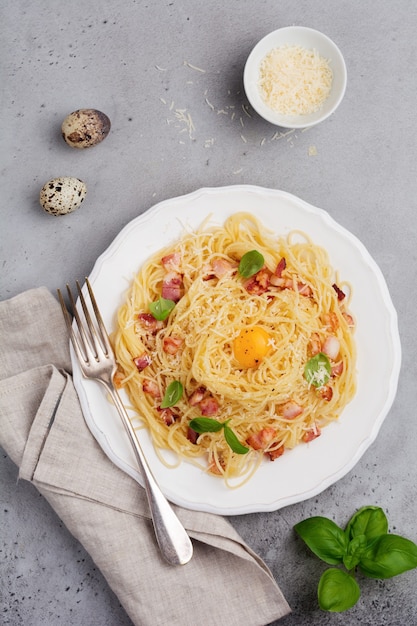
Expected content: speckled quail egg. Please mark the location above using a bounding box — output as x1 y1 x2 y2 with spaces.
61 108 111 149
40 177 87 216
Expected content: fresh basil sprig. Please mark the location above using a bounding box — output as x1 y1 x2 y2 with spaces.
160 380 183 408
294 506 417 612
189 417 249 455
149 296 175 321
304 352 331 387
238 250 264 278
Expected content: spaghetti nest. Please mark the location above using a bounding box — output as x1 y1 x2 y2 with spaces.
113 213 356 486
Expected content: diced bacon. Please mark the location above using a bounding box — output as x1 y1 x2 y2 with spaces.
113 370 125 389
281 400 303 419
188 386 206 406
243 268 272 295
161 252 181 271
297 282 313 297
208 453 226 475
309 332 322 356
211 257 237 278
322 335 340 360
187 426 199 444
133 353 152 371
137 312 164 334
269 275 294 288
318 385 333 401
342 311 355 327
332 283 346 301
142 379 161 399
267 445 285 461
162 271 184 302
323 311 339 332
157 407 179 426
302 425 321 442
200 395 219 416
274 257 286 278
246 427 277 450
331 361 344 377
162 335 183 355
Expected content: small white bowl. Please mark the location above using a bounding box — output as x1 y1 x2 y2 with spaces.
243 26 347 129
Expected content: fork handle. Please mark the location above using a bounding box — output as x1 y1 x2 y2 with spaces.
104 383 193 566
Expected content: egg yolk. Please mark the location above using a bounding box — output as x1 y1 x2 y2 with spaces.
233 326 271 368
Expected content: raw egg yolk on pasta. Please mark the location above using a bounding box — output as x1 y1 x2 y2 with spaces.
233 326 271 368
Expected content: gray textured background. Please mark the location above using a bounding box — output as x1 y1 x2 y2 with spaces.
1 1 416 625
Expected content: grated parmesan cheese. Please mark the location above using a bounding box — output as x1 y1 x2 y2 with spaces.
259 45 333 116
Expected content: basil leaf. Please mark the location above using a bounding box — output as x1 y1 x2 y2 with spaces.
294 517 348 565
160 380 183 408
318 568 361 612
359 534 417 579
304 352 331 388
238 250 264 278
223 423 249 455
345 506 388 542
189 417 224 433
343 534 367 570
149 296 175 321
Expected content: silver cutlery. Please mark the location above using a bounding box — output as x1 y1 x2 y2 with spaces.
57 278 193 566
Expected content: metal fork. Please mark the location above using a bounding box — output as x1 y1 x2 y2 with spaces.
57 278 193 566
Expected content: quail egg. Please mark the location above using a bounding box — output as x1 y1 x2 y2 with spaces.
61 108 111 149
40 177 87 216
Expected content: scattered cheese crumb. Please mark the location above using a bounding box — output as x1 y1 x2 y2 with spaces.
183 61 206 73
259 45 333 115
308 145 318 156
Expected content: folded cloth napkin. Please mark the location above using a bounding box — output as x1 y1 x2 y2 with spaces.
0 288 291 626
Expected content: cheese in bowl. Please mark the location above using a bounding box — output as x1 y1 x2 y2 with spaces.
244 26 347 128
259 45 333 116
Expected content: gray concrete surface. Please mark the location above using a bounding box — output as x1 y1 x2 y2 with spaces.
1 1 416 625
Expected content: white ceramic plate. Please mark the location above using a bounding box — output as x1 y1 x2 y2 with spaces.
72 186 401 515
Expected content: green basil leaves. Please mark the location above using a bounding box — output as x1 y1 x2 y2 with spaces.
149 296 175 321
160 380 183 408
238 250 264 278
294 505 417 612
304 352 331 387
189 417 249 455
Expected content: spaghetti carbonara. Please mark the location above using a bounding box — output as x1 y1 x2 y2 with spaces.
113 213 356 486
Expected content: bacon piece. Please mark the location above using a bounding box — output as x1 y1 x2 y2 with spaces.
318 385 333 401
187 426 199 444
309 332 322 356
297 282 313 297
281 400 303 419
162 335 183 355
211 257 237 278
188 386 206 406
269 275 293 289
246 427 277 450
267 445 285 461
161 252 181 271
133 353 152 371
208 453 226 475
332 283 346 301
137 312 164 334
274 257 286 278
157 407 179 426
342 311 355 327
302 425 321 442
162 271 184 302
113 370 125 389
142 379 161 399
200 395 219 416
331 361 344 377
322 335 340 360
323 311 339 332
243 268 272 295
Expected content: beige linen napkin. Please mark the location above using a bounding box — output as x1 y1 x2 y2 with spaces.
0 288 290 626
